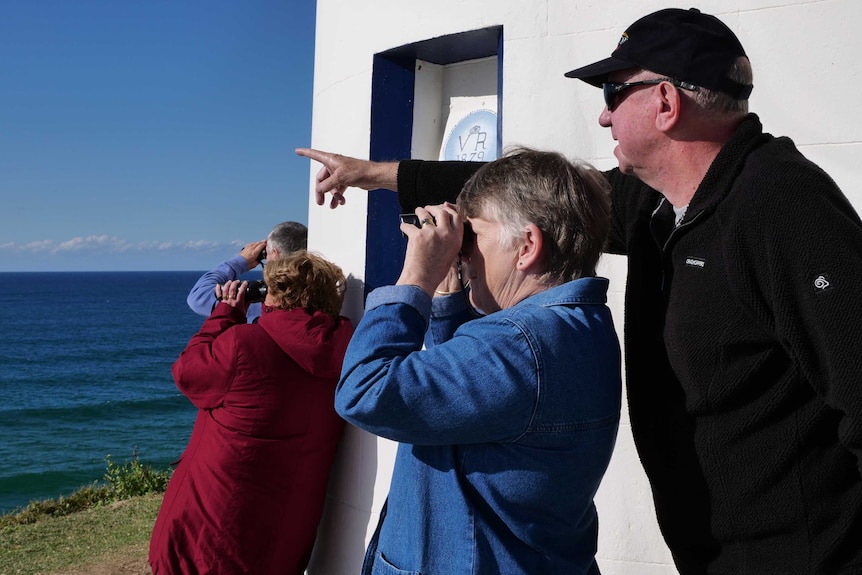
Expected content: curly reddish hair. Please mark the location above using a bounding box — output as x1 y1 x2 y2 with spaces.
264 251 345 317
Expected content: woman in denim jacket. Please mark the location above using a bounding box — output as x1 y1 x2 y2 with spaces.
336 148 622 575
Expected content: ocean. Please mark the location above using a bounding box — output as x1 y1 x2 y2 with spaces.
0 270 261 514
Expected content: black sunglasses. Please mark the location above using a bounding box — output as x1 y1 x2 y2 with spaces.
603 78 698 111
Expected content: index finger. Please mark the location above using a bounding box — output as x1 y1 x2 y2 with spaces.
425 203 461 230
296 147 330 165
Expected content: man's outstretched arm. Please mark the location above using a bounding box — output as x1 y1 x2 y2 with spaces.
295 148 482 211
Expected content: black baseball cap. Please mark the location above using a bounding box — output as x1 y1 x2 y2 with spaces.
565 8 753 100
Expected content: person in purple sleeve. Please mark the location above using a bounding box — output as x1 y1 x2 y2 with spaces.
186 221 307 323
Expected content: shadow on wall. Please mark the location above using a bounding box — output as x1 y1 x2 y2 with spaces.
307 274 383 573
341 274 367 326
307 426 381 573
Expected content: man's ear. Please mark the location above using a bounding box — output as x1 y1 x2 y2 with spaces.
655 81 682 132
517 223 544 271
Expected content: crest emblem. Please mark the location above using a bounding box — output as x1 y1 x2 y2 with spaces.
617 32 629 50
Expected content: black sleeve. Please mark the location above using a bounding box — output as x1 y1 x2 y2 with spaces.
396 160 485 212
396 161 641 260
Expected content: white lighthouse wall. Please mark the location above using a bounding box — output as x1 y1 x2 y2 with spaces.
304 1 862 574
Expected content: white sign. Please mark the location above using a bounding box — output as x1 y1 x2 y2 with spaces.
439 97 498 162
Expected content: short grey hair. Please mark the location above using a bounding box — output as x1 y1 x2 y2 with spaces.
690 56 752 116
641 56 752 118
267 221 308 254
457 147 611 284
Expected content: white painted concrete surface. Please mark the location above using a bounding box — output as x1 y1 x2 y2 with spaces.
303 2 862 573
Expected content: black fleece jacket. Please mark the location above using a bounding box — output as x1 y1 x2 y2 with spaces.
396 114 862 574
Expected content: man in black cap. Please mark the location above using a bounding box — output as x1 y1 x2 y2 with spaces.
297 8 862 573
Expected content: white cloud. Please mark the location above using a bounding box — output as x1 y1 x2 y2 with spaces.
54 235 123 253
0 236 235 255
20 239 55 251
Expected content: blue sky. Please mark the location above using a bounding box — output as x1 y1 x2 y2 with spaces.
0 0 316 272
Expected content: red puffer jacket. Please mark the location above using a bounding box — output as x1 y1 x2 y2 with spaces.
149 302 353 575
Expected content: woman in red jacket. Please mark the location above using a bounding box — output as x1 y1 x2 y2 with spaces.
149 251 354 575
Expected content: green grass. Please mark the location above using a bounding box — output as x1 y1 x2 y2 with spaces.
0 494 162 575
0 455 171 574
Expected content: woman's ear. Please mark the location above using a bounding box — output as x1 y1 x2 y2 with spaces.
517 223 543 271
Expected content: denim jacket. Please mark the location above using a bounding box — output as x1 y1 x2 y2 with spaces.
336 278 622 575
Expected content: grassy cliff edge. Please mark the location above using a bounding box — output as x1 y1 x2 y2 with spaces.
0 457 170 575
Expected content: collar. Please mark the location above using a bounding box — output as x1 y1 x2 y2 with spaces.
686 113 767 219
515 276 610 308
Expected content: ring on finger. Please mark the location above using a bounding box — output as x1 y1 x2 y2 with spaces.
420 217 436 227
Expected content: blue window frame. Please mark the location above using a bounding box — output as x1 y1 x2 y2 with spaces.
366 26 503 294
